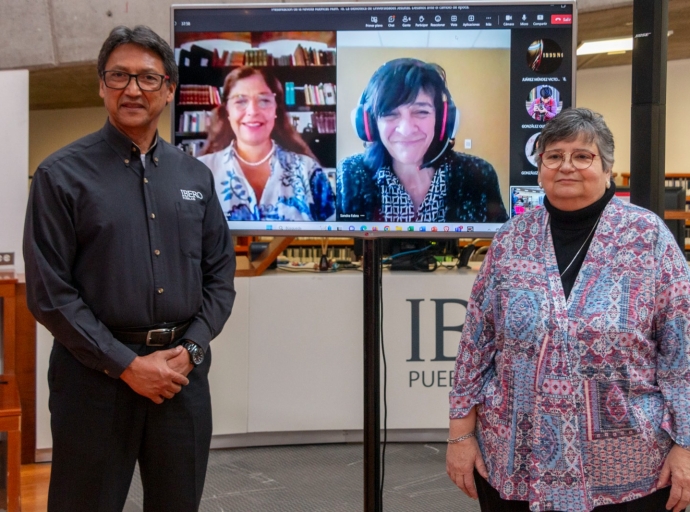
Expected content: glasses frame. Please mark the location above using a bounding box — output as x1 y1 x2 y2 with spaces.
539 150 599 170
101 70 170 92
227 93 278 111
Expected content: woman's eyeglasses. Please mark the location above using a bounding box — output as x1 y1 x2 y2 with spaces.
228 94 277 111
539 150 599 170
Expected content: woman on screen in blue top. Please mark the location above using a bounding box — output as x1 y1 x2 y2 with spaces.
199 67 335 221
337 58 508 223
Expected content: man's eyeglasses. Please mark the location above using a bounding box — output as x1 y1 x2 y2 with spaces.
539 150 599 170
228 94 277 111
101 70 169 92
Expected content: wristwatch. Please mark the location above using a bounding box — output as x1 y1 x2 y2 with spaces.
183 341 204 366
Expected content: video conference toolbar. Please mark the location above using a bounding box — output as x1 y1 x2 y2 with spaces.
174 3 574 32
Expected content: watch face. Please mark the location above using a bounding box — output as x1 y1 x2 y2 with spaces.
185 342 204 365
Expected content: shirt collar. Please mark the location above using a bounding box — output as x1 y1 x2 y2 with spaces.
101 119 162 168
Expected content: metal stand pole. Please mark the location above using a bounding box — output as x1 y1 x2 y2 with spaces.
362 238 382 512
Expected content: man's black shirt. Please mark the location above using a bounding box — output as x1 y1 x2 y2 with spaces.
24 120 236 377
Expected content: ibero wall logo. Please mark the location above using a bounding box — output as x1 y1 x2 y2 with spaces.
405 298 467 389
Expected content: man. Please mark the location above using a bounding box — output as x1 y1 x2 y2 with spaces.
23 26 236 511
528 86 557 122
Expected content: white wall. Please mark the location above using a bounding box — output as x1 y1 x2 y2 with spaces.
37 270 478 454
576 58 690 178
0 70 28 273
30 105 172 175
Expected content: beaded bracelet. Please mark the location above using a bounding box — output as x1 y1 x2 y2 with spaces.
447 432 476 444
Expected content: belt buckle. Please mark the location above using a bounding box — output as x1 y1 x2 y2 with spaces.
146 327 176 347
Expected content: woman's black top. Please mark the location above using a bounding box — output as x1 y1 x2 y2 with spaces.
336 151 508 223
544 182 616 300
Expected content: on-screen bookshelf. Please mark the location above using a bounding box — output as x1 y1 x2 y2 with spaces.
175 31 336 166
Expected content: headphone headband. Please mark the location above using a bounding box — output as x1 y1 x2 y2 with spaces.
351 59 460 168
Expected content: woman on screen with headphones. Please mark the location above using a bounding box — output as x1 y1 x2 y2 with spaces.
336 58 508 223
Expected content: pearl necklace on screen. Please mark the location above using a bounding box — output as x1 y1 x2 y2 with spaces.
232 140 275 167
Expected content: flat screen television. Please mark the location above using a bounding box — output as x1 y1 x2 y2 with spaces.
171 1 576 237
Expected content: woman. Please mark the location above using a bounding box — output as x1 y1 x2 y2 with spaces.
447 108 690 512
336 58 507 223
198 67 335 221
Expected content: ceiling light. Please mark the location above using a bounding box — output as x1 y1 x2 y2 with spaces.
577 37 632 55
577 31 674 56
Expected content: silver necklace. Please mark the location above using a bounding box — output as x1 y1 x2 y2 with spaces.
560 211 603 276
232 140 275 167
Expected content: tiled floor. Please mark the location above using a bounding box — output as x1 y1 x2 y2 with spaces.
124 443 480 511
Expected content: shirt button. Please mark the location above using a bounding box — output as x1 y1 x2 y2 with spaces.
150 213 156 219
124 159 130 165
157 288 164 294
144 178 149 184
154 157 159 163
154 249 160 256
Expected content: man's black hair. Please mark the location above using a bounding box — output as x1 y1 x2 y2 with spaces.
98 25 178 86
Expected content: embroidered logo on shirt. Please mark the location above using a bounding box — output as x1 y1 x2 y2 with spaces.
181 190 203 201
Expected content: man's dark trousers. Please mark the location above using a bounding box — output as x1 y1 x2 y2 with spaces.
47 341 213 512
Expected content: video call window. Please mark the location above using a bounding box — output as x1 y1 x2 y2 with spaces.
172 3 575 235
175 31 338 222
335 30 510 224
510 186 545 217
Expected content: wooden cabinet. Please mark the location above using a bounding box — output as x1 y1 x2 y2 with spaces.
0 278 22 511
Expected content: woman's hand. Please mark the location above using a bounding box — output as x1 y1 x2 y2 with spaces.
446 436 488 500
658 444 690 512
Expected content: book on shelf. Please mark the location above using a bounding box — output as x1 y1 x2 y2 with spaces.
189 44 334 68
212 49 246 67
179 110 212 133
322 83 336 105
302 83 336 106
178 84 222 106
177 139 207 157
312 112 336 134
293 44 335 66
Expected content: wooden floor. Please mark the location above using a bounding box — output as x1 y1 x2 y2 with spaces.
20 463 50 512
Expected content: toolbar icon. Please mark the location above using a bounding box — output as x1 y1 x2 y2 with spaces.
467 15 474 21
419 15 424 22
451 15 458 22
371 16 378 23
403 15 410 22
388 15 395 23
434 15 441 22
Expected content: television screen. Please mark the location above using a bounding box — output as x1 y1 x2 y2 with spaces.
171 1 575 237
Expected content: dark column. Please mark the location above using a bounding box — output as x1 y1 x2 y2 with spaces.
629 0 668 215
362 239 382 512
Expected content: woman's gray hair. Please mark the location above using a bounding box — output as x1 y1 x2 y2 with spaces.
97 25 178 86
535 108 614 172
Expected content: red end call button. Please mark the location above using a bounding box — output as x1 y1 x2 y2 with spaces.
551 14 572 24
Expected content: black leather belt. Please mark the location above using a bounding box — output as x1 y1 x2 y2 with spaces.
110 321 191 346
